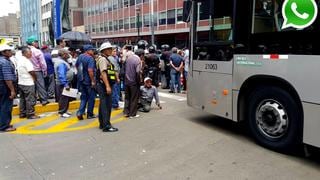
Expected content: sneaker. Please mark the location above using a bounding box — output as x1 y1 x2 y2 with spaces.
129 114 140 119
61 113 71 118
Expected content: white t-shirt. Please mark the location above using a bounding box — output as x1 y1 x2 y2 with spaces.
17 56 35 86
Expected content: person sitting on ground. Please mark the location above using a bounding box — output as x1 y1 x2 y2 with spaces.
138 77 162 113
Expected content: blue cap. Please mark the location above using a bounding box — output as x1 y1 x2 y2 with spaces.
83 44 95 51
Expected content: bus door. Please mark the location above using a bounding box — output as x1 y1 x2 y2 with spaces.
187 0 235 119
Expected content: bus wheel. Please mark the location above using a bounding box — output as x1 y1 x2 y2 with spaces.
248 86 302 151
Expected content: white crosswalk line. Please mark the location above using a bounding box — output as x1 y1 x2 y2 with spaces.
158 92 187 101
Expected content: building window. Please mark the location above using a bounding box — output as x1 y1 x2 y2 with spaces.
129 0 135 6
104 22 108 32
167 9 176 24
100 3 104 13
177 9 183 23
85 25 89 33
114 20 118 31
124 18 130 29
200 1 209 20
92 24 96 32
124 0 129 7
100 23 104 32
136 0 142 4
95 5 99 15
152 13 158 26
104 2 108 12
143 0 150 2
119 19 124 30
143 14 150 27
108 1 113 11
130 16 136 28
96 24 100 33
109 21 113 31
159 11 166 25
113 0 118 10
118 0 123 8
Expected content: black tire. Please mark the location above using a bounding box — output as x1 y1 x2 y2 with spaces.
248 86 303 151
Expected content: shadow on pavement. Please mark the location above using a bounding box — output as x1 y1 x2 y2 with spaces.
188 114 320 165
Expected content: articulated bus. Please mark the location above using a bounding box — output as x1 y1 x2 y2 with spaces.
184 0 320 151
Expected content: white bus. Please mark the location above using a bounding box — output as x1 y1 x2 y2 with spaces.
184 0 320 151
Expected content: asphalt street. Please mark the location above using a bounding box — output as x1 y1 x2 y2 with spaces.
0 91 319 180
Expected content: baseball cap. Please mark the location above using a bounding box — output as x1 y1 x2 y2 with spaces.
41 45 49 50
144 77 152 83
27 35 38 44
83 44 95 51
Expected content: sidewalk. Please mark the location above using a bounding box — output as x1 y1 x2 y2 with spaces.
12 99 100 116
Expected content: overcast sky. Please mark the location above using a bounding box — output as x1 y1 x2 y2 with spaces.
0 0 20 17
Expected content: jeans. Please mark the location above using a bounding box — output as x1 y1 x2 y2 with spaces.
0 87 13 130
96 83 112 128
170 69 181 93
112 83 120 108
77 84 96 116
45 74 55 98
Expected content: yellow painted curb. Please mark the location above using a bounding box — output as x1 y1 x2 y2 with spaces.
12 99 100 116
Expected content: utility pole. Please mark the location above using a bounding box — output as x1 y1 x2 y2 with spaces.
136 7 141 41
150 0 155 46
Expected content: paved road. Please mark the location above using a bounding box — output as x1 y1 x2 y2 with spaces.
0 91 319 180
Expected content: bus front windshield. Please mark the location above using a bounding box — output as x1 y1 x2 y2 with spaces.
194 0 234 43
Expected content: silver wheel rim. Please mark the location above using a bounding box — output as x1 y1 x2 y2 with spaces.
255 99 289 139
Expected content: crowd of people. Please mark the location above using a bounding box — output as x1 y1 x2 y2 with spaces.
0 37 190 133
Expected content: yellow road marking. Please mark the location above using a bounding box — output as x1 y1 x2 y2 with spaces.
11 109 126 135
11 117 26 124
16 114 61 131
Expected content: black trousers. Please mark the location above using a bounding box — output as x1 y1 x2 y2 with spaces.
124 84 139 116
96 83 113 128
56 85 70 114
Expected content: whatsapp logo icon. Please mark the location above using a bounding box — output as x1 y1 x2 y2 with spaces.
282 0 318 29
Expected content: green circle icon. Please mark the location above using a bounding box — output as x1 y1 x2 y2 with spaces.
282 0 318 29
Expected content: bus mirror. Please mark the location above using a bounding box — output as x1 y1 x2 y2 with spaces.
183 0 192 22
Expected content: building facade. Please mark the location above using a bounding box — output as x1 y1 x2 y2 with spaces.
83 0 193 47
83 0 216 47
41 0 53 44
70 0 85 32
20 0 41 44
0 13 21 36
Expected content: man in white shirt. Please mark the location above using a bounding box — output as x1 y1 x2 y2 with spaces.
16 47 39 119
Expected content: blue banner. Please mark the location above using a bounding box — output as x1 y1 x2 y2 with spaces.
53 0 62 39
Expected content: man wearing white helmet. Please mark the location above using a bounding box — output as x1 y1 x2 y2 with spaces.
95 42 118 132
0 45 17 132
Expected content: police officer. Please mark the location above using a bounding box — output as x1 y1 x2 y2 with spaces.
144 45 160 87
0 45 17 132
137 40 149 54
96 42 118 132
160 44 171 89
